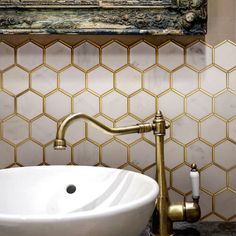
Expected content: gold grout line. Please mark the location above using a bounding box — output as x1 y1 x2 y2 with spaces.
0 39 236 219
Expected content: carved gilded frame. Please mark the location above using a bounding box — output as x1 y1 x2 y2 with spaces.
0 0 207 35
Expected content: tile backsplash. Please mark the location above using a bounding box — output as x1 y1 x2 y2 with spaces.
0 39 236 221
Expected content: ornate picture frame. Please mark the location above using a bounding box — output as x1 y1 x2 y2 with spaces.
0 0 207 35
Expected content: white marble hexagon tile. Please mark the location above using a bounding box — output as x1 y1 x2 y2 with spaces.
0 39 236 221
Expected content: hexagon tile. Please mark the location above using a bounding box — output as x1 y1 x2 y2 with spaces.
0 39 236 221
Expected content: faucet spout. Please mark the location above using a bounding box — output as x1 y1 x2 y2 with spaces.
54 113 153 150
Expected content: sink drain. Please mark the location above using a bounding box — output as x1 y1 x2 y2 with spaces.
66 185 76 194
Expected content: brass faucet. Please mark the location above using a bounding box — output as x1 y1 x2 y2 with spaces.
54 111 201 236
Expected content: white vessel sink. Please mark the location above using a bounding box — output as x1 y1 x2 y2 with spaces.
0 166 158 236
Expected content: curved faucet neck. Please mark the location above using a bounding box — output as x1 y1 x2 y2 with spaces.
54 113 154 149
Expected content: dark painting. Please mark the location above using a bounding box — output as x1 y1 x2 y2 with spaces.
0 0 175 6
0 0 207 35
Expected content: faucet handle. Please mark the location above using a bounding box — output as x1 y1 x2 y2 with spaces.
190 164 200 202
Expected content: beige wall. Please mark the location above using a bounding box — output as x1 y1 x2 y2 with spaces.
207 0 236 45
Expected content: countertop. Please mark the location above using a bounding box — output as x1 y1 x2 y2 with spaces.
141 222 236 236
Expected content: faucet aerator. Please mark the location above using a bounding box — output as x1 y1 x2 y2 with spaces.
54 139 67 150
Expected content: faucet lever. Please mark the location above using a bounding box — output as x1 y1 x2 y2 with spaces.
190 163 200 202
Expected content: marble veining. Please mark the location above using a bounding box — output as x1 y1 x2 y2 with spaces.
0 39 235 221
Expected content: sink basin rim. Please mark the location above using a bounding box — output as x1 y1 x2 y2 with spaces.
0 166 159 222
